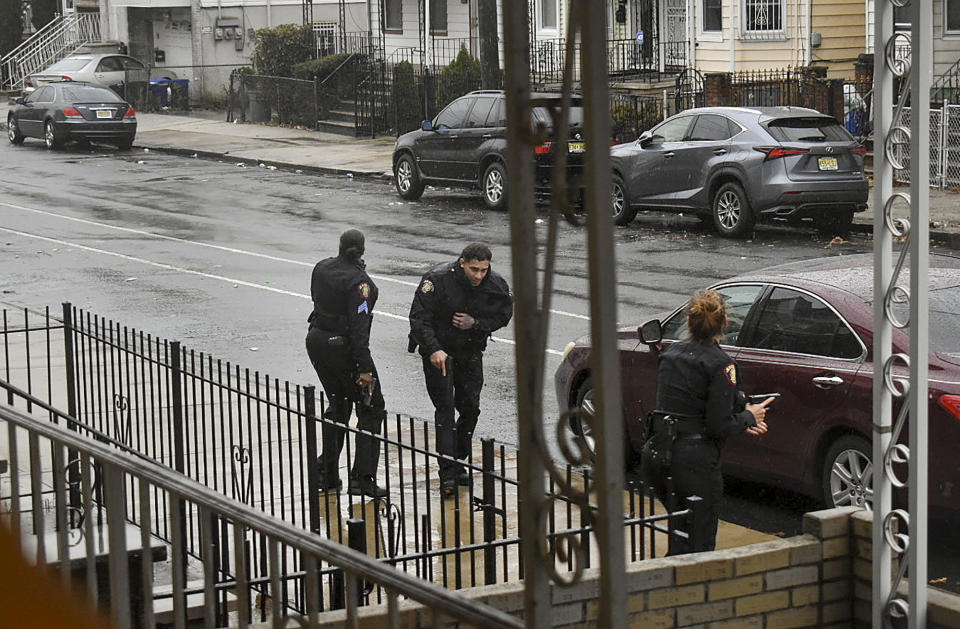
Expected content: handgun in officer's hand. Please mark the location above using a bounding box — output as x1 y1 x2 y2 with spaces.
362 377 376 407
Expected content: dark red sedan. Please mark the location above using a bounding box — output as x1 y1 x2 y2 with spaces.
554 254 960 517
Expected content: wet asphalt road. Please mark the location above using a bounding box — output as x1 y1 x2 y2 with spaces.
2 142 958 583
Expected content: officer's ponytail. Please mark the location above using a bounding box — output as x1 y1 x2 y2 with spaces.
687 289 726 342
339 229 365 262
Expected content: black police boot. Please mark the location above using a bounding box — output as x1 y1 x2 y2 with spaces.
348 475 388 499
317 471 342 493
457 471 470 486
440 478 457 498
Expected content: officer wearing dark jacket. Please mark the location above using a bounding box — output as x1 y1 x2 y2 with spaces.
306 229 388 499
641 289 772 555
409 243 513 496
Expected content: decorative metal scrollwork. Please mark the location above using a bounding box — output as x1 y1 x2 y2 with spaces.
113 393 132 447
64 455 103 544
231 445 254 505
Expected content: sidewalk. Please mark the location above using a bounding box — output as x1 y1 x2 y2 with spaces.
4 101 960 245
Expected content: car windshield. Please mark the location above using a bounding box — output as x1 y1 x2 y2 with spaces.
765 117 852 142
61 86 122 102
890 284 960 354
45 57 93 72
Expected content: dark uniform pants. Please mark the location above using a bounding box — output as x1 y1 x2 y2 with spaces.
642 438 722 556
421 350 483 481
306 327 386 481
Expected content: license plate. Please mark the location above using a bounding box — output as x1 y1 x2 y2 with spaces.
96 109 113 119
568 142 586 154
818 157 838 171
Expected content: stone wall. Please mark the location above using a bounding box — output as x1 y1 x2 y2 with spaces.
248 508 960 629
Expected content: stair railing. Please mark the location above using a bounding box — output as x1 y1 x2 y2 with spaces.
1 12 101 90
931 56 960 104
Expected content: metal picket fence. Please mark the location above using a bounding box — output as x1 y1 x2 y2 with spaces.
0 303 701 625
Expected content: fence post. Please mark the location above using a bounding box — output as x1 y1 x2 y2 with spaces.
684 495 704 552
481 438 497 585
61 302 82 519
347 518 367 606
305 386 321 536
313 78 320 131
940 100 949 190
170 340 188 569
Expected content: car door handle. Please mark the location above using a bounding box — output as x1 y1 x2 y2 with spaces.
713 148 727 155
812 375 844 387
663 152 675 159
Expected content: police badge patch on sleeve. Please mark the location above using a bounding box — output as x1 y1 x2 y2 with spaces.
358 282 371 299
724 363 737 386
420 279 434 294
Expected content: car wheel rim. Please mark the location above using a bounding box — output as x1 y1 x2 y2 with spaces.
7 120 15 142
45 123 54 148
575 390 597 457
485 169 503 204
829 448 873 509
717 191 741 229
397 160 411 193
611 184 624 217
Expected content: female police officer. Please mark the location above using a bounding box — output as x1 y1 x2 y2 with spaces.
642 289 772 555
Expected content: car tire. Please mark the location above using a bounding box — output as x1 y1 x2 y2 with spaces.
821 434 873 510
612 173 637 226
481 161 508 211
570 378 597 460
712 182 754 238
44 120 62 150
7 116 24 145
394 154 425 201
819 209 855 237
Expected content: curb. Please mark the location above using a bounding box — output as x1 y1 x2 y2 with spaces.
850 219 960 248
135 143 395 183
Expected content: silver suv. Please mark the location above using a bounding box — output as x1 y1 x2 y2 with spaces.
610 106 868 237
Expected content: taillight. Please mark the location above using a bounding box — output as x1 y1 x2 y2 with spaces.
754 146 810 160
939 394 960 422
534 142 552 154
62 107 82 118
25 79 34 88
60 76 73 81
851 145 867 155
124 107 137 118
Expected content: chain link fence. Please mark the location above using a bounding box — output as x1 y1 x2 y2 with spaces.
892 104 960 191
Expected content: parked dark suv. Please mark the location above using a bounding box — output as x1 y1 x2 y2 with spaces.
392 90 587 210
610 106 869 237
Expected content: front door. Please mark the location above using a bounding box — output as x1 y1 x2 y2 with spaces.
662 0 688 67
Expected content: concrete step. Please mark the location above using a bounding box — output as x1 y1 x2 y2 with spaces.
317 118 357 137
327 108 355 123
153 579 238 625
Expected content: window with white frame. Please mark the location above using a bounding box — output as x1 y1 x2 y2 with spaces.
703 0 722 32
429 0 448 35
948 0 960 33
743 0 784 34
383 0 402 32
540 0 558 30
313 22 336 56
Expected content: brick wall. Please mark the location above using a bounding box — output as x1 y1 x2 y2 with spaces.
248 508 960 629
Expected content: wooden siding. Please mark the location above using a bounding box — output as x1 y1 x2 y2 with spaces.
811 0 865 79
695 0 806 73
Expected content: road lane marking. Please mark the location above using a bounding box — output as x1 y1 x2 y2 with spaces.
0 225 564 356
0 201 590 321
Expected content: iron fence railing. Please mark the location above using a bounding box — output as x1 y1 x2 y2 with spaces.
0 12 101 90
530 38 687 87
0 303 703 624
227 73 320 128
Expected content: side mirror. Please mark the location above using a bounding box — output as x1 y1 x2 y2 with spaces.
421 120 434 132
638 319 663 345
637 130 653 147
14 97 25 105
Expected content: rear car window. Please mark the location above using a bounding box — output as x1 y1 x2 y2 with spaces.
748 287 862 358
60 86 123 102
45 57 93 72
765 117 852 142
532 101 585 132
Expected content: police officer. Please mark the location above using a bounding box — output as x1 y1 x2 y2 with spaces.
641 289 772 555
409 243 513 497
306 229 388 499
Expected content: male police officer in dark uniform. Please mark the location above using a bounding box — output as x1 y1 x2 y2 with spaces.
409 243 513 497
306 229 388 498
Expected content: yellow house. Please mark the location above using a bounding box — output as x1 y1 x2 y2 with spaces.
691 0 865 79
